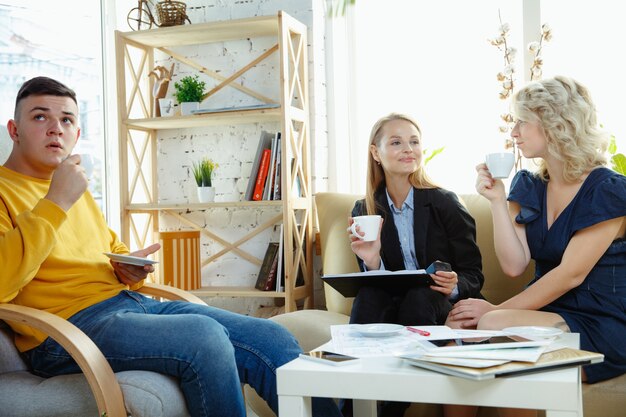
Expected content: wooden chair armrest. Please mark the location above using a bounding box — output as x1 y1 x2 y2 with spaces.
0 304 126 417
138 282 207 305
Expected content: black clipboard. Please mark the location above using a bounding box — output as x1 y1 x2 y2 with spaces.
321 262 446 297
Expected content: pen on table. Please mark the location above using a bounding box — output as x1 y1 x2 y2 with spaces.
406 326 430 336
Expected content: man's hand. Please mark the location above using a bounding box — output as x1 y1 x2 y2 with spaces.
111 243 161 286
44 155 88 211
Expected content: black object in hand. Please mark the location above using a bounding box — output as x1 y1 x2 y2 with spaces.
426 261 452 274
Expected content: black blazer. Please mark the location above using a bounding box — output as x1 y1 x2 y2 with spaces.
352 187 484 300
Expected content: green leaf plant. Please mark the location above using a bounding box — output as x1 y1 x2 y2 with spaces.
173 75 206 104
608 134 626 175
191 158 218 187
423 146 445 166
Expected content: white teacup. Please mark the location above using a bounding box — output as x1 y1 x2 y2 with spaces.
79 154 95 178
350 215 382 242
486 152 515 179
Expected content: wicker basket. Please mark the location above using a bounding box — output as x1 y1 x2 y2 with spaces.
156 0 188 27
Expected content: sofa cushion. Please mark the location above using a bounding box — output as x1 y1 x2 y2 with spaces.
271 310 349 352
0 321 28 373
0 370 188 417
118 371 189 417
1 321 189 417
458 194 534 304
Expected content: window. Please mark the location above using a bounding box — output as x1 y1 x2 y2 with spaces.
0 0 106 207
541 0 626 145
346 0 625 194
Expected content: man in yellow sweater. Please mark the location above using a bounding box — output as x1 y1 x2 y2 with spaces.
0 77 341 417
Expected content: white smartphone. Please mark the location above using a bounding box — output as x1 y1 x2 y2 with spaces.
299 351 360 366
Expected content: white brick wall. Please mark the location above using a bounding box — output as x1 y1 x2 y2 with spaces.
152 0 329 313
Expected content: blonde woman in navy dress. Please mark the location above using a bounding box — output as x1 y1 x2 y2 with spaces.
448 76 626 390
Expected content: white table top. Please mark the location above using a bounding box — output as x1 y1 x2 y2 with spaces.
278 333 582 413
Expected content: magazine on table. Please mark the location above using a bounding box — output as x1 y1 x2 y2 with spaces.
401 347 603 380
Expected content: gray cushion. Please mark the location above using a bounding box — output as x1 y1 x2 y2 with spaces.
0 321 28 373
0 321 189 417
0 370 188 417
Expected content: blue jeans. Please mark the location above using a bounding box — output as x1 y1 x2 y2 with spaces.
27 290 341 417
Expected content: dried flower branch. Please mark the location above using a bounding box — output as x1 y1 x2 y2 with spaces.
528 24 553 81
488 10 552 161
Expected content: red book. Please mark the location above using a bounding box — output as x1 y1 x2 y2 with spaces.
253 149 272 201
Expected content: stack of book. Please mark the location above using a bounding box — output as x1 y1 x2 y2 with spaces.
245 131 282 201
254 225 284 292
400 332 604 380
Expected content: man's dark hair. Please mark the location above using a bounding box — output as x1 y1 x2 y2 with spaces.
14 76 77 118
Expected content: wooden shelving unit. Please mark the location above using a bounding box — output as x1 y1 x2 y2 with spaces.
115 12 313 312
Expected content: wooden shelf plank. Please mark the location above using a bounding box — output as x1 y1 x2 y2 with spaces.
127 201 282 211
118 15 279 47
190 286 285 298
124 107 282 130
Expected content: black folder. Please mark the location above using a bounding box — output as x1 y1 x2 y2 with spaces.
321 267 436 298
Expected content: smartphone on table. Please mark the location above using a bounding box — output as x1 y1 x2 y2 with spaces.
299 351 360 366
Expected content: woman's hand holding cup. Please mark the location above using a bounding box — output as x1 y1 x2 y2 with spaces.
347 215 383 270
475 163 507 202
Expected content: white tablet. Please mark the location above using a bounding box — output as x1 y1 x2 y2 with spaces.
103 252 158 266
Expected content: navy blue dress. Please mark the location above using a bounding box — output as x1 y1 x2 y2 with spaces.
508 168 626 383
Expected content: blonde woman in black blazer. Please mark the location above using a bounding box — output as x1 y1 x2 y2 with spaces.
344 113 484 417
348 113 484 327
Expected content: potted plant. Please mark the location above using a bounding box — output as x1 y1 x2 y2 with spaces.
191 157 218 203
174 75 206 115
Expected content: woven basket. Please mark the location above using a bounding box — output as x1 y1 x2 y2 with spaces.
156 0 188 27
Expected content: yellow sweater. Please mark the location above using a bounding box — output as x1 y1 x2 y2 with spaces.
0 166 136 351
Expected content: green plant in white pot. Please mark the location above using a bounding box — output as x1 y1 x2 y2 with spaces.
192 158 218 203
174 75 206 115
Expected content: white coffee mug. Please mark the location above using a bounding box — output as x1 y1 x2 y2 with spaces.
350 215 382 242
485 152 515 179
79 154 95 178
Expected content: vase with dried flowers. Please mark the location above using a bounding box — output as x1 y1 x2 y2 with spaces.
489 12 552 171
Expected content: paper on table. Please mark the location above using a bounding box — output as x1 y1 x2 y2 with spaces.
422 345 548 362
402 347 603 380
453 329 505 338
399 353 510 368
328 324 459 358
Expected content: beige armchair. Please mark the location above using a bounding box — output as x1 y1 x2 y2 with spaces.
0 282 204 417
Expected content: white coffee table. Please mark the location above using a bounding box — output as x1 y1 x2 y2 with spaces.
277 333 582 417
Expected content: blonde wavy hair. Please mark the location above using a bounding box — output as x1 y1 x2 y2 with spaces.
512 75 609 182
365 113 438 215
